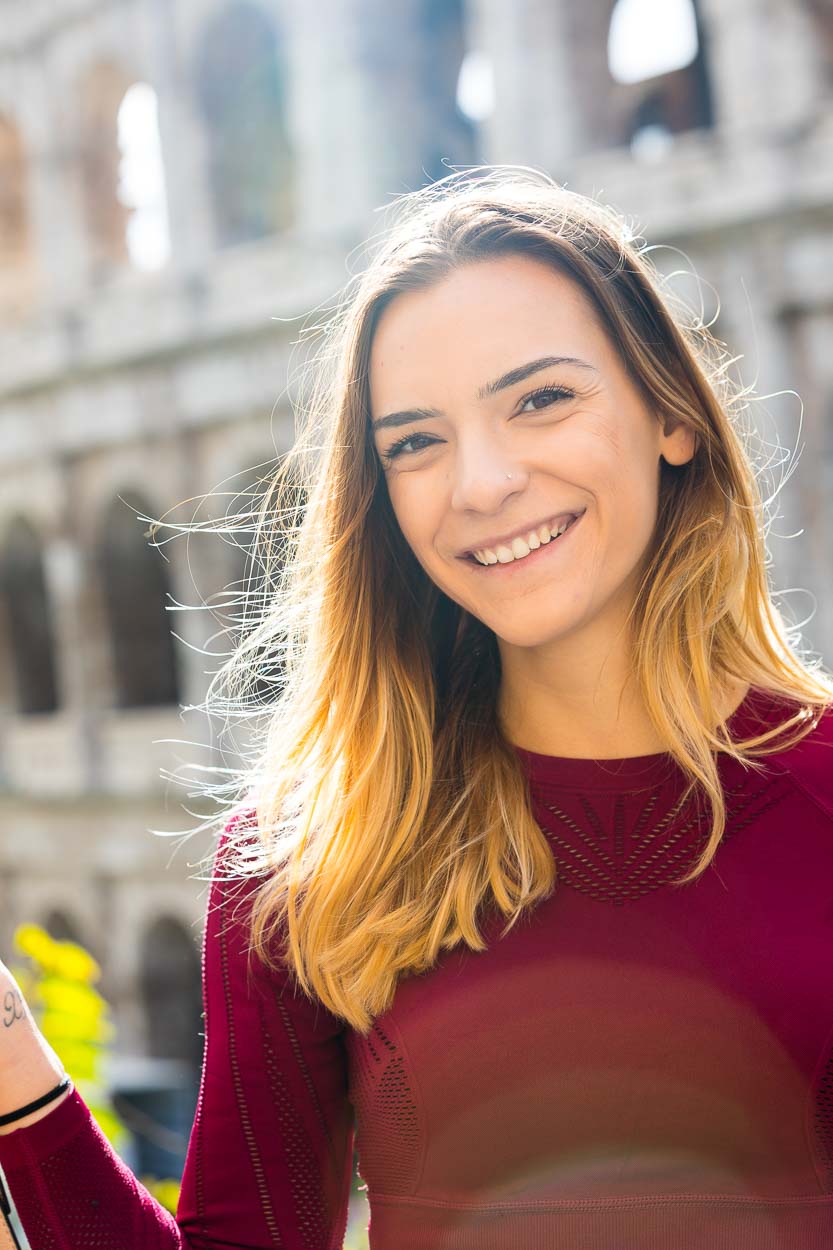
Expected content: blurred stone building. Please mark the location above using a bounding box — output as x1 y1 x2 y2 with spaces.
1 0 832 1178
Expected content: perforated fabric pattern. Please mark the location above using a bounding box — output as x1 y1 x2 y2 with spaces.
811 1034 833 1190
534 773 793 905
5 1121 179 1249
349 1020 421 1193
260 991 337 1249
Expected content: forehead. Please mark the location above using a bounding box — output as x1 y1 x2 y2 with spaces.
369 254 607 412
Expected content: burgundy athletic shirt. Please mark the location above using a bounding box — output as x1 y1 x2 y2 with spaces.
1 685 832 1248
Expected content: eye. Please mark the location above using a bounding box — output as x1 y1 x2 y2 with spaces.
517 384 575 413
379 431 439 462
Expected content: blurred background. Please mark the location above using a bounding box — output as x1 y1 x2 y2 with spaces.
1 0 832 1230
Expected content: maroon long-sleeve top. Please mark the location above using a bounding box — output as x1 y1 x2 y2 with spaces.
2 685 832 1248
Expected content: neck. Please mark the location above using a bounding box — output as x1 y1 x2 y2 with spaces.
496 621 749 760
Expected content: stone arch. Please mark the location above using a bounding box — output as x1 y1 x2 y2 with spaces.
556 0 714 156
0 115 36 321
96 491 181 708
194 1 294 246
610 0 713 150
43 908 85 945
0 516 59 714
139 916 202 1069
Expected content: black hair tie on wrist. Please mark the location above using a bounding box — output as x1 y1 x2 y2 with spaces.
0 1076 72 1127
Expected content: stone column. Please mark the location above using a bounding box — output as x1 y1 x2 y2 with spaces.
467 0 586 180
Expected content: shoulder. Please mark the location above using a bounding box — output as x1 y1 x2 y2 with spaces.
204 805 276 963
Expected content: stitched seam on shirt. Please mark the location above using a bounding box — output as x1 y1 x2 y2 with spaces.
195 907 209 1235
369 1190 833 1212
193 1083 207 1236
219 902 283 1247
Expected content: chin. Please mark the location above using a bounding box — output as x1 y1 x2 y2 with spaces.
476 611 583 651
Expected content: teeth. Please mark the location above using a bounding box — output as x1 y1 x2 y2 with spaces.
472 513 579 566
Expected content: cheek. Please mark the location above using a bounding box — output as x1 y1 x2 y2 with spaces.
387 481 439 561
574 427 661 579
584 418 660 513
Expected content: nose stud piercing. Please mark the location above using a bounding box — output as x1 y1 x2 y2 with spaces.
505 472 513 480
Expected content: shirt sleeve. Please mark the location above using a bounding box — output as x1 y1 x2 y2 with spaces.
0 817 356 1250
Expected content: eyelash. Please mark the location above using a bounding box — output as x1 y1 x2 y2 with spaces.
380 384 576 463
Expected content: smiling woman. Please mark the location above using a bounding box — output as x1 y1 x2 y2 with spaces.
2 167 833 1249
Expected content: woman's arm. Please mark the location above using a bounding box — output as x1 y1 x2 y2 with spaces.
0 962 190 1247
0 821 356 1250
0 965 73 1133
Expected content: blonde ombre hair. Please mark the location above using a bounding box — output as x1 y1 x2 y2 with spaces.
193 168 833 1035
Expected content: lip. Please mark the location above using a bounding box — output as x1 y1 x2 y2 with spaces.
464 509 585 572
458 509 586 560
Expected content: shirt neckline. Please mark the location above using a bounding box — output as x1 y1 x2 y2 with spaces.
512 685 787 792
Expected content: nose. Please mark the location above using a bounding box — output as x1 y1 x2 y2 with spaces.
449 438 529 513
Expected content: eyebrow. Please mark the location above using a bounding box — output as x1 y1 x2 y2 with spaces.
370 355 597 432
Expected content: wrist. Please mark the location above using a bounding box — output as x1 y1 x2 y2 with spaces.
0 1076 73 1134
0 1070 72 1140
0 1048 69 1134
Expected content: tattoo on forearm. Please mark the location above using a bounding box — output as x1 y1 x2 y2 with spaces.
2 989 24 1029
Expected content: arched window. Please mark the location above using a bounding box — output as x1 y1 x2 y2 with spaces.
194 2 294 246
117 82 171 271
608 0 699 85
97 492 181 708
78 63 170 276
139 916 202 1068
126 915 202 1180
456 50 495 127
607 0 713 154
43 909 84 945
0 116 36 320
0 517 59 714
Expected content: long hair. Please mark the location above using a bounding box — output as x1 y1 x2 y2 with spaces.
186 167 833 1035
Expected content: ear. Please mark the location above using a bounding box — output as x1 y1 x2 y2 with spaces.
659 415 697 466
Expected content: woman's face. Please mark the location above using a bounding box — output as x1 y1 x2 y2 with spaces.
369 254 695 651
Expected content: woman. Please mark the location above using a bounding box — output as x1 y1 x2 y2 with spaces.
1 167 832 1249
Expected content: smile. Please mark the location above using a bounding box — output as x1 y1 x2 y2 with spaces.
466 510 584 571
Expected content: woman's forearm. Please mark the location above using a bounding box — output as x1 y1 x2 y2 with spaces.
0 966 70 1135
